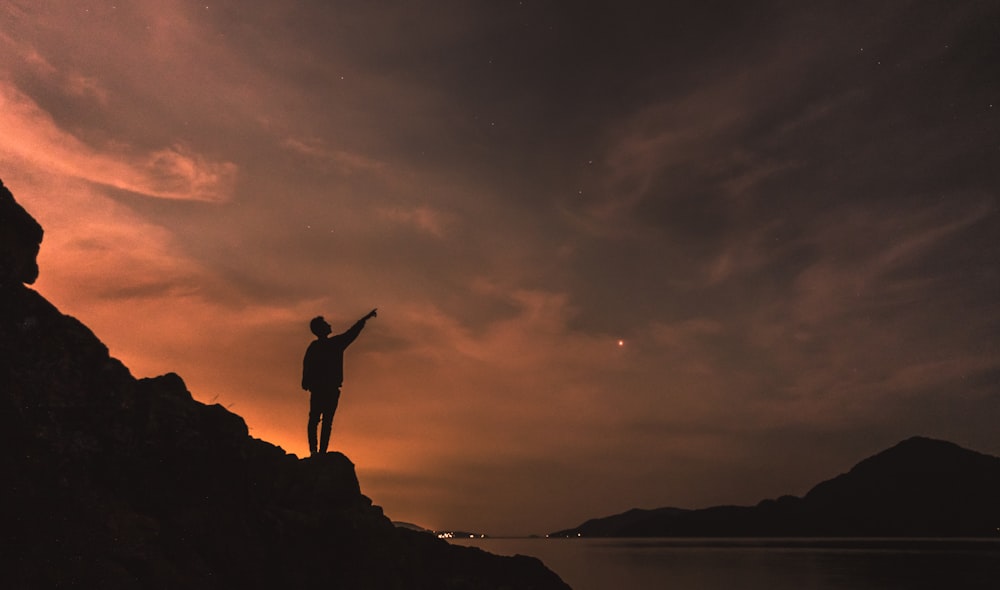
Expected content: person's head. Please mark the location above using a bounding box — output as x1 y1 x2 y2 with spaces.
310 316 332 338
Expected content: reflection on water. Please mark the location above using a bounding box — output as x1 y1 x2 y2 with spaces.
451 537 1000 590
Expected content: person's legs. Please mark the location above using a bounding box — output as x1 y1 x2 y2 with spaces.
308 392 324 455
318 390 340 453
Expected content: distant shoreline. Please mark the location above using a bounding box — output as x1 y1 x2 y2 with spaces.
456 536 1000 545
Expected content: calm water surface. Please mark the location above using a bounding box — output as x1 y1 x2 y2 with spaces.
450 537 1000 590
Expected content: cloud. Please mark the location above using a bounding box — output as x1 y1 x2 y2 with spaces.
4 33 110 104
376 205 453 238
0 83 237 201
788 197 996 327
567 40 818 236
281 137 386 175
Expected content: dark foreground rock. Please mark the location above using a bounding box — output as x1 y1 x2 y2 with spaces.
1 178 570 589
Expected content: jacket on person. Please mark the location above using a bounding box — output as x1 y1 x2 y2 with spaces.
301 321 365 391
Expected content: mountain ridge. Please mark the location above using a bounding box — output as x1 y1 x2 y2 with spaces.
550 436 1000 538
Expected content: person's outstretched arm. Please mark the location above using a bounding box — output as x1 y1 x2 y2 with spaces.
338 308 377 345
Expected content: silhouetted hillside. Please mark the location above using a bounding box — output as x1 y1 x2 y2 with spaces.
1 178 569 589
551 437 1000 538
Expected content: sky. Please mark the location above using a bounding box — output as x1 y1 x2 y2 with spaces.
2 0 998 536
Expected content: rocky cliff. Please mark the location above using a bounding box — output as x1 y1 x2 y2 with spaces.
1 178 569 589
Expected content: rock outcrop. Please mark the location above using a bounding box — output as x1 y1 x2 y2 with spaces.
0 179 43 286
0 178 569 589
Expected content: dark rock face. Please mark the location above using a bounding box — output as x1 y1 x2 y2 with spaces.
551 436 1000 538
0 179 570 590
0 178 43 286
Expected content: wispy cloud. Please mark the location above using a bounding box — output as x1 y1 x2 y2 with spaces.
281 137 386 175
376 205 453 238
1 84 237 201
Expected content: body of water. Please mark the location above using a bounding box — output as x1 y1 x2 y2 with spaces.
450 537 1000 590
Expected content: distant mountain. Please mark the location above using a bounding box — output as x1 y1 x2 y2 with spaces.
1 178 569 589
551 437 1000 538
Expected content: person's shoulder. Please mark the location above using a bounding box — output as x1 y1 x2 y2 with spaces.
329 331 355 346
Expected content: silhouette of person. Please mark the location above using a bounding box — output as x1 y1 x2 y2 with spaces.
302 309 377 455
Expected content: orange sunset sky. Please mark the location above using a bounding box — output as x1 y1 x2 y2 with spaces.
2 1 998 536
